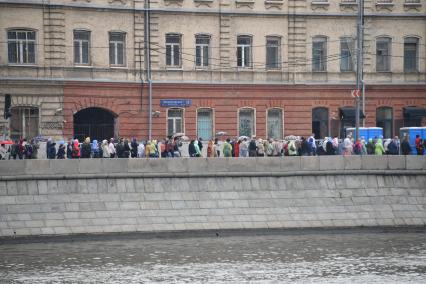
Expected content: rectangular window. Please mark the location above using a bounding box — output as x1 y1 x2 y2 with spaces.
266 37 281 70
167 109 183 136
74 30 90 65
312 37 327 72
239 109 255 137
109 32 126 66
166 34 181 67
340 37 353 72
267 109 283 139
195 35 210 68
404 38 418 73
10 107 39 140
197 109 213 140
376 38 391 72
237 36 252 68
7 30 36 64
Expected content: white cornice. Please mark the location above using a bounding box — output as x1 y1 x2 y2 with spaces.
0 0 425 18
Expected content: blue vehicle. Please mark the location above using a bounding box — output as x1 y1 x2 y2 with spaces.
345 127 383 141
400 127 426 155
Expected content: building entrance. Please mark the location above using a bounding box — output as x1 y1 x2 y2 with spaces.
73 107 116 142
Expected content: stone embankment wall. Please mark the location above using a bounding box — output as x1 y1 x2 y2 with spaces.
0 156 425 237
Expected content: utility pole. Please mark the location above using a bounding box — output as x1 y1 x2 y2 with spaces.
144 0 152 140
355 0 364 140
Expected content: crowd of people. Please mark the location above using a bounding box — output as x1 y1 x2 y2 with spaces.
1 133 425 160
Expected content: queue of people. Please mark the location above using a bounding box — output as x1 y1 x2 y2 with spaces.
1 133 425 160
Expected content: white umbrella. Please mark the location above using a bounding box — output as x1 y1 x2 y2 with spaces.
215 131 227 136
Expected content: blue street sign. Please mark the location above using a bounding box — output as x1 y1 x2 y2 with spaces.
160 99 192 107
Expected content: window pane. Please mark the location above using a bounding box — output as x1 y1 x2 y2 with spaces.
74 31 89 40
173 45 180 66
8 31 17 40
312 39 326 72
10 107 39 141
17 31 26 40
239 109 254 137
404 40 417 72
82 41 89 64
376 108 393 138
110 32 124 42
237 36 250 45
203 46 209 66
166 35 180 44
23 42 28 63
117 43 124 65
244 46 250 67
267 109 282 139
28 42 35 63
376 39 391 72
27 31 35 40
166 45 172 65
8 42 17 63
237 46 242 67
196 36 209 45
167 118 174 136
74 42 80 63
197 110 212 140
340 38 352 71
196 46 201 66
312 108 329 139
109 42 115 64
266 45 278 69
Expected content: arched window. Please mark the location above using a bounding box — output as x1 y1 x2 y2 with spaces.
197 108 213 140
167 108 184 136
239 108 255 137
312 107 329 139
376 107 393 138
267 108 283 139
10 107 39 140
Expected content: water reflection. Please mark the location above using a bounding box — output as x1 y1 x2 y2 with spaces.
0 230 425 283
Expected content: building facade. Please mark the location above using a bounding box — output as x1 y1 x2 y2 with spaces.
0 0 425 142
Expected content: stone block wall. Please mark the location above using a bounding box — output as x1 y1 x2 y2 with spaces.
0 156 425 237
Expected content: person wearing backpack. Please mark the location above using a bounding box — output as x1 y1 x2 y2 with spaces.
24 139 33 159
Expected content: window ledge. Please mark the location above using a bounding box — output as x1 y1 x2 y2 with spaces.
312 71 328 73
403 2 422 6
7 64 37 67
311 1 330 5
376 71 392 73
110 66 128 69
376 2 395 6
166 67 183 71
340 70 355 73
73 65 93 68
340 2 357 6
266 68 282 72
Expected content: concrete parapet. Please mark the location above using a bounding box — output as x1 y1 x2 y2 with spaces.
361 156 388 170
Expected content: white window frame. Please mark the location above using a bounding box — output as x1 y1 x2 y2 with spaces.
9 106 40 140
74 29 91 65
376 37 392 72
109 31 126 67
404 37 419 73
312 36 327 72
266 108 284 140
167 108 184 137
196 108 214 140
166 33 182 68
340 37 354 72
7 29 36 65
195 34 210 68
266 36 281 70
238 107 256 137
237 35 252 68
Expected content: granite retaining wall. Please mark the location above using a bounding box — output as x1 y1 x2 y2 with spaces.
0 156 425 237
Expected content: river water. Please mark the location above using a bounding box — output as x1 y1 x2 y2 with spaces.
0 229 425 283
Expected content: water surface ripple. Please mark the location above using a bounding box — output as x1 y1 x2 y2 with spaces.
0 230 425 283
